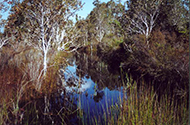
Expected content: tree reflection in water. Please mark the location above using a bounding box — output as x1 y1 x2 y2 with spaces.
57 52 125 124
93 91 104 102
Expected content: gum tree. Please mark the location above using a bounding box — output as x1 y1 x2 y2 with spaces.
125 0 161 44
10 0 83 76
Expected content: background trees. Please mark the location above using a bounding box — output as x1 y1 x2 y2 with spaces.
157 0 189 33
88 0 108 43
124 0 161 43
83 0 125 49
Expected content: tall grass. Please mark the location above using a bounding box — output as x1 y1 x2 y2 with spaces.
116 79 188 125
0 67 31 124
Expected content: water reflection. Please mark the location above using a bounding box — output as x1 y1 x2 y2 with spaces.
58 52 125 124
61 62 93 93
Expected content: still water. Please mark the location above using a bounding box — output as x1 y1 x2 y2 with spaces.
57 52 126 124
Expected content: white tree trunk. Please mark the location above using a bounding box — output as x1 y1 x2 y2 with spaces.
41 9 48 76
43 50 48 76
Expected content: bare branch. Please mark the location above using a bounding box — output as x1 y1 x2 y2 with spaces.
0 37 9 49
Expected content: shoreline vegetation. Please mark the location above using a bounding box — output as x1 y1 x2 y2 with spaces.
0 0 189 124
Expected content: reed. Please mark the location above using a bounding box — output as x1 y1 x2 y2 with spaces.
116 78 188 125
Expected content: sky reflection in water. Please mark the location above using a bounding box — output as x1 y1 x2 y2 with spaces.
61 60 125 122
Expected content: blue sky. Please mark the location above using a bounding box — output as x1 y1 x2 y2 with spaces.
77 0 125 19
77 0 112 19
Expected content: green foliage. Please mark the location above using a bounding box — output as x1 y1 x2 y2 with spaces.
178 27 189 35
